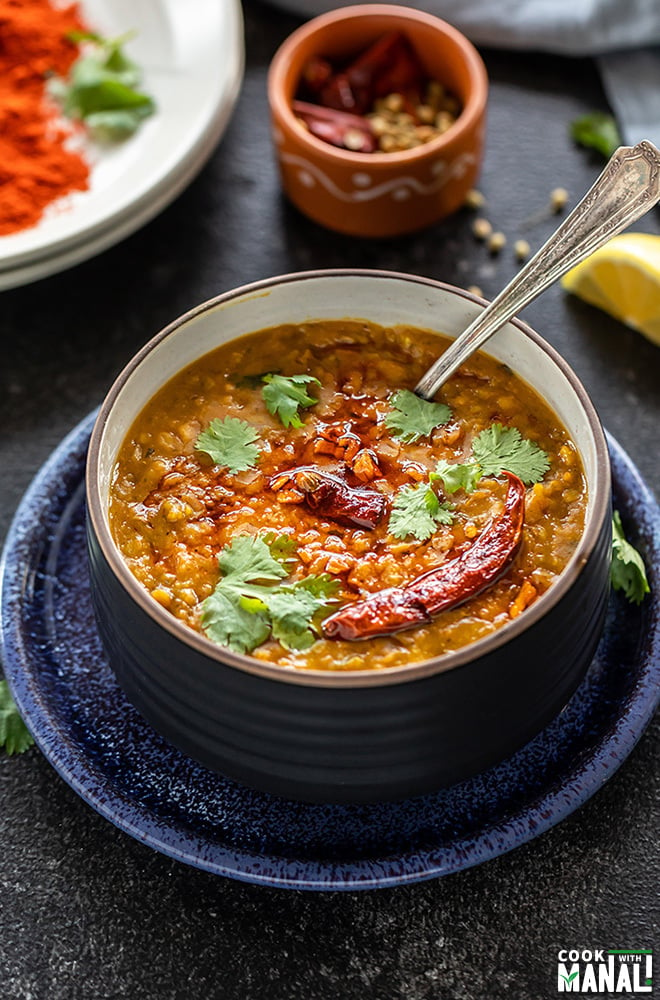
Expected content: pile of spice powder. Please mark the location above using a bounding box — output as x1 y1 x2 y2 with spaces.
0 0 91 236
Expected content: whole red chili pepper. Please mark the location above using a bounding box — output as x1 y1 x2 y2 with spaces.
300 55 334 98
322 473 526 640
292 100 376 153
319 31 424 114
270 465 387 529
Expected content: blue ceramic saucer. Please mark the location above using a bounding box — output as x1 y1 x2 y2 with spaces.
1 412 658 891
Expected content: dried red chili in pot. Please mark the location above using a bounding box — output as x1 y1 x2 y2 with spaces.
295 31 462 154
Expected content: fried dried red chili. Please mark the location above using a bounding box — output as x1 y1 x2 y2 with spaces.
270 465 387 529
322 472 525 640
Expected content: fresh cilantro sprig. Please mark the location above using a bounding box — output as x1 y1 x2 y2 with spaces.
50 31 156 142
471 424 550 483
430 458 482 494
388 482 454 541
262 373 320 428
0 680 34 756
385 389 452 443
388 423 548 541
201 534 339 654
195 416 260 474
611 511 650 604
570 112 622 159
431 426 549 491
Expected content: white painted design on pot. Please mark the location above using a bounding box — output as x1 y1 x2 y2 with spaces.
352 172 372 188
280 152 477 202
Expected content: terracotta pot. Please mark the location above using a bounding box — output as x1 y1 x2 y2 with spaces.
268 4 489 237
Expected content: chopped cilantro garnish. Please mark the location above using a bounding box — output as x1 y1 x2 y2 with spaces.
570 113 622 159
263 531 297 563
218 534 288 583
611 511 650 605
387 422 549 542
388 482 454 541
431 458 482 494
385 389 452 443
203 590 271 654
0 680 34 756
262 373 320 428
51 32 156 142
201 535 339 654
195 416 260 474
471 424 549 484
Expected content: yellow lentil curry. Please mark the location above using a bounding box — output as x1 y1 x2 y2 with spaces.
109 320 587 670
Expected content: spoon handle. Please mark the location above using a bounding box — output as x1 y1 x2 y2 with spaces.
415 140 660 400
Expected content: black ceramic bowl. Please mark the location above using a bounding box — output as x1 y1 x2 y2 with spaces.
86 270 612 803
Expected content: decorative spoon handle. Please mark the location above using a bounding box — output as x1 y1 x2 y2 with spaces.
415 140 660 400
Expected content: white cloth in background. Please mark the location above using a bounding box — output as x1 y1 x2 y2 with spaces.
268 0 660 145
598 48 660 146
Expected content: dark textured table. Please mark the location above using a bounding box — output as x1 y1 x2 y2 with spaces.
1 4 658 997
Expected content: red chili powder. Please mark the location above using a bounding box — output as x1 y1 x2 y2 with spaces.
0 0 91 236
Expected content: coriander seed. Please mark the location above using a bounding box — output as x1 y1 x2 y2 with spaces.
464 189 485 209
379 133 397 152
435 111 454 133
487 232 506 254
415 125 436 143
416 104 436 124
550 187 569 212
344 128 367 151
472 217 493 240
383 92 404 112
514 239 530 262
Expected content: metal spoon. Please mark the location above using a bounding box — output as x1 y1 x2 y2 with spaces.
415 140 660 400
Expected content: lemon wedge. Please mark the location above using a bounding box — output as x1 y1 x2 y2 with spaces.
561 233 660 346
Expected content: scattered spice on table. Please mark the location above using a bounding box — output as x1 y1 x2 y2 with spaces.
294 31 462 154
0 0 91 236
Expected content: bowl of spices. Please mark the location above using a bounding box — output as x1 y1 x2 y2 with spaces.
267 4 488 237
86 270 612 804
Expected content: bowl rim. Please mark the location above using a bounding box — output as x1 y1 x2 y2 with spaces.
267 2 489 166
86 268 611 690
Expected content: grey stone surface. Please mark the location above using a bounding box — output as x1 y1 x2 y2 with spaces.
0 3 658 997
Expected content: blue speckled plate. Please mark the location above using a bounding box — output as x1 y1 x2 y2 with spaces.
1 413 658 891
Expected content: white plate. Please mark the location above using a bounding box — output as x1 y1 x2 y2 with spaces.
0 0 244 286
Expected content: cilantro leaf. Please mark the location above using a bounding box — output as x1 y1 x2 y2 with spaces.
385 389 452 443
472 424 549 484
431 458 482 494
218 534 288 585
84 108 153 142
570 113 621 159
202 589 271 654
201 534 338 654
294 573 339 599
266 585 330 651
0 680 34 755
262 374 320 428
611 511 650 604
195 416 260 474
262 531 297 563
51 33 156 142
270 575 341 650
389 482 454 541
